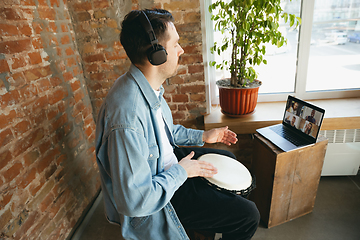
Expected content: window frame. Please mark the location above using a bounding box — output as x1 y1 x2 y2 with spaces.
200 0 360 113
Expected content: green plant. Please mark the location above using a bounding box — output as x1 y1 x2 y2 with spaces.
209 0 301 87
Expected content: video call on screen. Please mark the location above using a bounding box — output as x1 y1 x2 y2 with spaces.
284 99 323 139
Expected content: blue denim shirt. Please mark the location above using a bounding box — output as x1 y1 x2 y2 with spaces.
95 65 205 240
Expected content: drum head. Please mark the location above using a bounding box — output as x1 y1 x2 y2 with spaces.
198 153 252 191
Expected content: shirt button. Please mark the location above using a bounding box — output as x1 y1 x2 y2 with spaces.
149 154 153 157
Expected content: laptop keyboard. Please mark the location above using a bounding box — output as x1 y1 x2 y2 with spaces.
270 125 308 146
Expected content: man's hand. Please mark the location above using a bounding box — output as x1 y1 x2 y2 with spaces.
202 126 238 146
178 151 218 178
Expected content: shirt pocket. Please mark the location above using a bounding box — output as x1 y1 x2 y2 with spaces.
147 145 159 173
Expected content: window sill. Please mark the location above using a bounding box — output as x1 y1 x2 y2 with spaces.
204 98 360 134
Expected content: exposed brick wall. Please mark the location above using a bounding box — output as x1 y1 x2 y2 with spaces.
66 0 207 127
0 0 100 239
1 0 209 239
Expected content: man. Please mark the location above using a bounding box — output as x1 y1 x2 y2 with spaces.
95 9 259 240
305 109 317 124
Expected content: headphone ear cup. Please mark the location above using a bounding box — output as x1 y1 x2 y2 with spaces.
147 44 168 66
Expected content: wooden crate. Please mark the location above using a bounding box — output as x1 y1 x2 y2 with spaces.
250 134 328 228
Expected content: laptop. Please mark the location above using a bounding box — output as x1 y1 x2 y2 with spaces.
256 95 325 152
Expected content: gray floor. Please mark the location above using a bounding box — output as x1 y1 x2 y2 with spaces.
72 175 360 240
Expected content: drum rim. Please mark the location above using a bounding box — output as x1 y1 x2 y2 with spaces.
200 174 256 198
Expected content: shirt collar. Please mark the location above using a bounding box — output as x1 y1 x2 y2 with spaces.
128 64 164 110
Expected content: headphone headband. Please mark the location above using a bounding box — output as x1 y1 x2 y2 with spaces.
138 10 167 65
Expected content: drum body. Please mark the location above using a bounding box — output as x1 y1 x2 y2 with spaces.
198 154 256 198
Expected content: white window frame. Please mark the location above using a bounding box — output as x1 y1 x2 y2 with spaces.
200 0 360 114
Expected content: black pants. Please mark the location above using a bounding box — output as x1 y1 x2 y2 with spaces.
171 147 260 240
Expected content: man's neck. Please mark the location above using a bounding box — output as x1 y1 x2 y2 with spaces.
135 63 164 91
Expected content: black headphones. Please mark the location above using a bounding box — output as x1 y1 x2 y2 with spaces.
138 11 168 65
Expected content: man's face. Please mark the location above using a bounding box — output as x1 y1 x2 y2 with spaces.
159 22 184 78
311 110 315 117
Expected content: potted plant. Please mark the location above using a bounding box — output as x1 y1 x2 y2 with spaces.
209 0 301 116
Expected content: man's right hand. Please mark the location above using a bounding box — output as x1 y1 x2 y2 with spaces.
178 151 218 178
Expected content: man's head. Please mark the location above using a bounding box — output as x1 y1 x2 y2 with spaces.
120 9 174 65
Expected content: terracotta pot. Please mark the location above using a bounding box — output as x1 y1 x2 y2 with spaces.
217 79 261 116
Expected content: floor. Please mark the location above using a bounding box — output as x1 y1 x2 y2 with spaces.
71 175 360 240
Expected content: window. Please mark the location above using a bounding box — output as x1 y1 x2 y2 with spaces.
201 0 360 107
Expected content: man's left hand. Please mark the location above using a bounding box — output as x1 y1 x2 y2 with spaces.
202 126 238 146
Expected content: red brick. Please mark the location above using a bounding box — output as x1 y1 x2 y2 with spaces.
40 192 54 212
21 0 36 6
74 89 85 102
48 87 68 104
89 72 105 81
188 64 204 74
0 128 14 147
63 71 73 82
37 148 60 173
0 39 32 54
104 49 127 60
83 53 105 63
0 110 17 129
13 128 45 157
0 90 21 109
9 72 26 88
18 22 32 36
37 7 56 20
18 83 38 99
32 22 43 34
50 0 60 8
0 23 19 36
1 7 26 20
190 93 206 102
65 46 74 56
60 23 68 32
17 167 36 188
0 191 13 211
23 149 40 167
179 84 205 94
85 63 98 72
93 0 110 8
51 113 67 132
3 162 23 183
168 75 184 84
172 94 189 102
0 59 10 73
0 150 13 170
10 56 27 70
13 120 31 135
70 80 81 92
28 52 42 65
60 34 70 45
180 54 203 64
37 0 47 6
72 2 92 12
24 65 52 82
32 37 44 49
66 57 76 67
36 78 51 92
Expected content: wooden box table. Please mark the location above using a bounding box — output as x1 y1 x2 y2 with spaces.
250 133 328 228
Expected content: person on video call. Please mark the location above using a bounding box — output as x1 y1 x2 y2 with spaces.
95 8 259 240
305 109 317 125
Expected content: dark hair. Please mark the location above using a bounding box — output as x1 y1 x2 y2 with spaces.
120 9 174 65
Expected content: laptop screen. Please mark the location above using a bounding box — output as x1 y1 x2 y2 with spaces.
283 96 325 141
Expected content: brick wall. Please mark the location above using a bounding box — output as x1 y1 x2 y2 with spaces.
67 0 207 128
0 0 100 239
0 0 210 239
